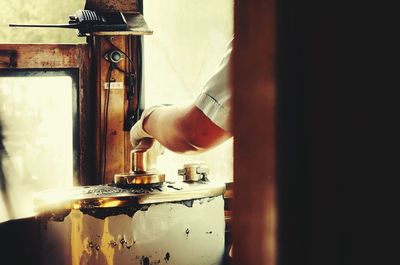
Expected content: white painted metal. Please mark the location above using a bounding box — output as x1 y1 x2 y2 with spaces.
39 195 225 265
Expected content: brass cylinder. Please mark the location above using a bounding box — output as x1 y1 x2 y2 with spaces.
130 150 147 173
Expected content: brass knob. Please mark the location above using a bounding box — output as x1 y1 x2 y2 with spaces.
178 162 209 182
130 138 158 173
130 149 149 173
114 139 165 185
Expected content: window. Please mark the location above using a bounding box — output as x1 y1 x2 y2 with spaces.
0 0 89 223
143 0 234 181
0 70 78 222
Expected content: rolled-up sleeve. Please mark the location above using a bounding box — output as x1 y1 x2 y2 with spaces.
194 40 232 132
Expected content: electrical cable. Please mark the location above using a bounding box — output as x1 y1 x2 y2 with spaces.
136 36 143 121
113 65 127 74
103 38 138 180
108 37 137 130
125 38 135 130
108 37 134 72
102 62 114 182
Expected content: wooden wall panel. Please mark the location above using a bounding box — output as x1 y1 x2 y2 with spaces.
93 35 137 184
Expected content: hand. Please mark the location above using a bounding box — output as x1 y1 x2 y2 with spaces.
133 137 155 152
129 105 162 148
132 138 165 170
133 138 165 156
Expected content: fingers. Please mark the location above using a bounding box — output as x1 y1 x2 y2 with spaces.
133 139 165 156
129 117 152 148
129 105 163 148
131 139 165 172
133 138 155 152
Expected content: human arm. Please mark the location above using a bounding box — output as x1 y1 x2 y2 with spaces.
130 40 234 153
131 104 231 154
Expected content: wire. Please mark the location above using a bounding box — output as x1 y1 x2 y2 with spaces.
110 38 136 94
102 62 114 182
108 37 134 73
114 65 127 74
109 36 137 131
136 36 143 120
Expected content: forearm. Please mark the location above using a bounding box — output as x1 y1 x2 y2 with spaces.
143 105 198 153
143 105 231 154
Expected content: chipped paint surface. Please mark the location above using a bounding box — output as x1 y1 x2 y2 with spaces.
40 195 224 265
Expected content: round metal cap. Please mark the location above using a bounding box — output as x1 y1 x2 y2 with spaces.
114 172 165 185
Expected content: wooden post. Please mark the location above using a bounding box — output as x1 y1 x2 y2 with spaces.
232 0 277 264
84 0 138 13
93 35 139 184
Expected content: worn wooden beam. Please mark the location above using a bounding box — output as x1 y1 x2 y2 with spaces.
93 35 137 184
85 0 138 13
0 44 88 68
77 45 96 186
232 0 277 264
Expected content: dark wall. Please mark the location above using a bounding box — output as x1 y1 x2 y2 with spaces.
277 1 397 265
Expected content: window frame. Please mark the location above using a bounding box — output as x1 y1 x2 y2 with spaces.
0 44 94 185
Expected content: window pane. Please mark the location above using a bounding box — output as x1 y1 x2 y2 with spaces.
144 0 234 182
0 70 77 222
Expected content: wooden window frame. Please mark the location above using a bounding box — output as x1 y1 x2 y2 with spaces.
0 44 93 185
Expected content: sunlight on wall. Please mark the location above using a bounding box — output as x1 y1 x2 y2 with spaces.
0 76 73 222
143 0 234 181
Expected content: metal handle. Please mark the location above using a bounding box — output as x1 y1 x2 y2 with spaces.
130 149 148 172
129 138 158 173
115 139 165 185
178 163 209 182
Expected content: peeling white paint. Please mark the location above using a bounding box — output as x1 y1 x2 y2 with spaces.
40 196 225 265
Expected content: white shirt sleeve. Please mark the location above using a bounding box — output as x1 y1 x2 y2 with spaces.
194 40 233 132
